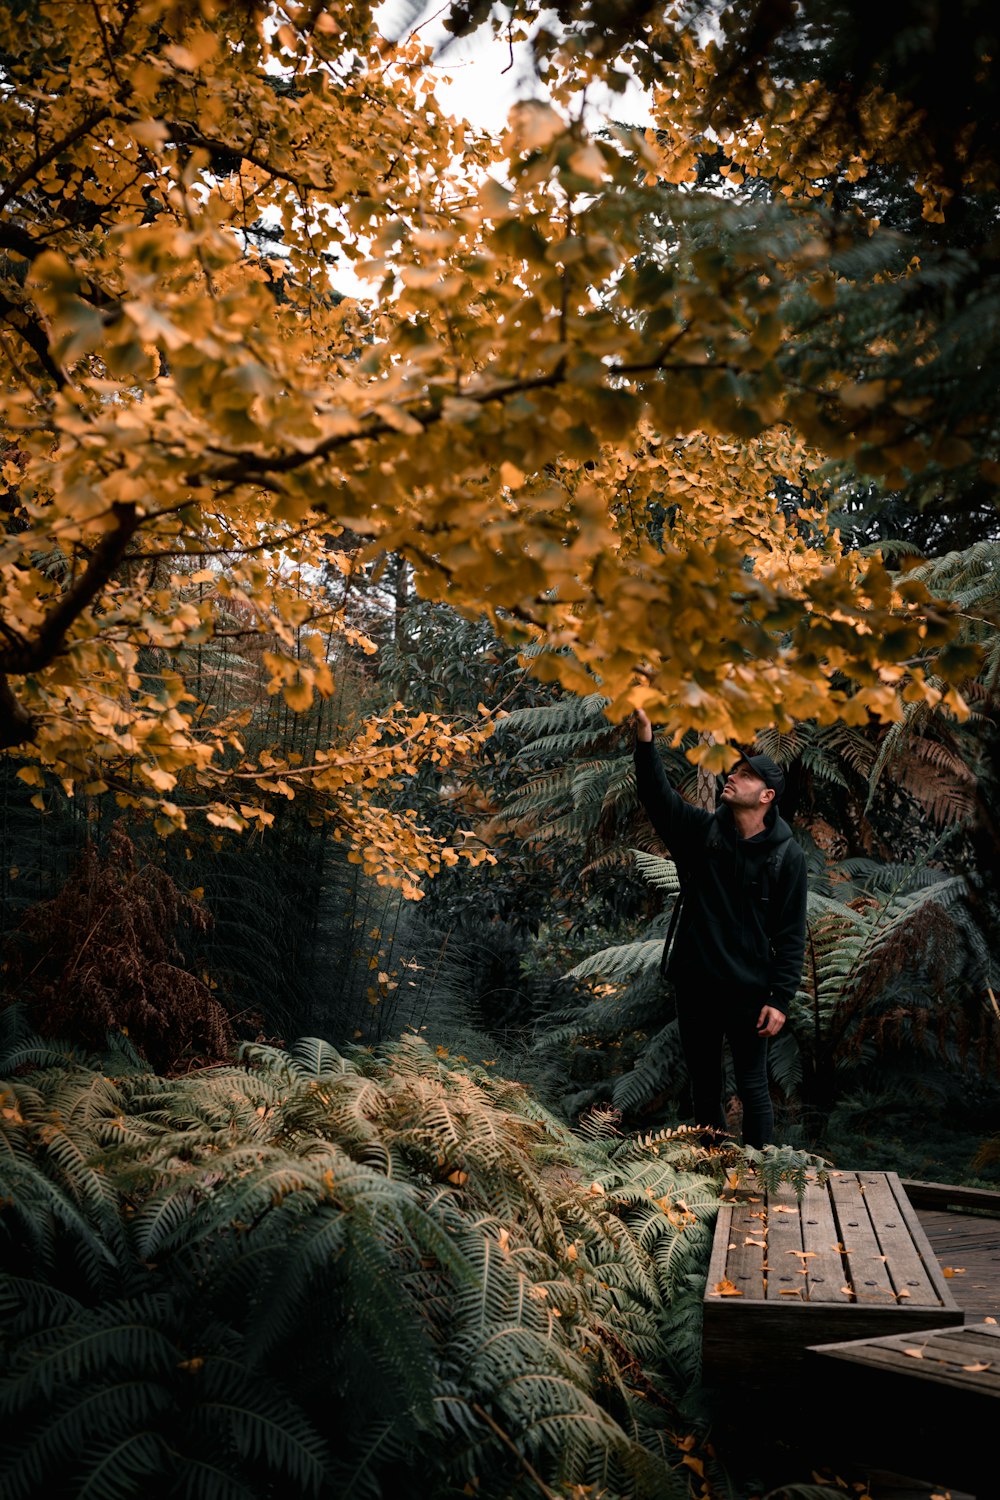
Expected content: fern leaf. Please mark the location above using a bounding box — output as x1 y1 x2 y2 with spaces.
75 1431 167 1500
196 1356 329 1492
630 848 681 892
564 940 664 984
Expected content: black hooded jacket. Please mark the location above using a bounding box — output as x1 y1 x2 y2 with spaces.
634 739 807 1013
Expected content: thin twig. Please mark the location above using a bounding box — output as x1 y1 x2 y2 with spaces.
470 1403 559 1500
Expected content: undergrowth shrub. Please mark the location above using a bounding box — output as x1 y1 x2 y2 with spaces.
3 825 232 1071
0 1016 825 1499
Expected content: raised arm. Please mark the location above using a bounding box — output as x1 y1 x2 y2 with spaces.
632 710 712 859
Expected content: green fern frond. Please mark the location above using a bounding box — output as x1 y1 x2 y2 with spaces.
611 1021 685 1115
286 1035 350 1078
1 1030 726 1498
75 1430 168 1500
744 1145 831 1198
630 848 681 892
165 1454 258 1500
195 1355 329 1492
565 939 664 984
1 1294 178 1405
1 1380 173 1500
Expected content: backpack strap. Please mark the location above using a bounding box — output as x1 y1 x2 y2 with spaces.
659 816 721 975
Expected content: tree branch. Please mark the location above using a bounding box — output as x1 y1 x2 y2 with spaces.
0 671 36 750
0 108 112 213
0 502 140 676
0 291 67 389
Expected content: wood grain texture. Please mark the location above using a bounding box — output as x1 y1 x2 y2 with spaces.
702 1171 964 1383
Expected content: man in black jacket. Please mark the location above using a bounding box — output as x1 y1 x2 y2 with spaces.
633 708 807 1148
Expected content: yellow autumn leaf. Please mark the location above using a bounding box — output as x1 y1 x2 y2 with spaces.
283 679 314 712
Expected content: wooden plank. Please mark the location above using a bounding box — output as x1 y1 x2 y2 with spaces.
811 1323 1000 1398
813 1323 1000 1358
902 1179 1000 1214
724 1196 766 1300
705 1199 735 1295
885 1172 963 1310
914 1205 1000 1322
858 1171 941 1306
705 1297 967 1382
899 1338 1000 1374
799 1171 848 1304
801 1344 993 1499
702 1172 968 1390
828 1172 897 1304
764 1179 807 1302
819 1343 1000 1398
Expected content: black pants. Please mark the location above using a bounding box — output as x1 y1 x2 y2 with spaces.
674 985 773 1149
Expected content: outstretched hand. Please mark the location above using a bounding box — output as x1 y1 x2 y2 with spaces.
633 708 652 743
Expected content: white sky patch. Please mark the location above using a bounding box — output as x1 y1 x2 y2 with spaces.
375 1 655 132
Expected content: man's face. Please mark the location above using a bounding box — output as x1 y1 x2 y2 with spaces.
721 761 772 810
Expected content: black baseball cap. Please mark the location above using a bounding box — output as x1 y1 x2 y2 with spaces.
735 750 785 801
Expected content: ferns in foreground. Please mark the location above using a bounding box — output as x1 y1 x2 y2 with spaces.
1 1024 762 1500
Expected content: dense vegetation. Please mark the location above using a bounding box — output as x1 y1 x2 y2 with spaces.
2 1 1000 1496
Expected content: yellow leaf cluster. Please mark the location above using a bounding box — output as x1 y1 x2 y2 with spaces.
0 1 975 887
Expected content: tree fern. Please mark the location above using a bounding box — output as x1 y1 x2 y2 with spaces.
786 874 997 1122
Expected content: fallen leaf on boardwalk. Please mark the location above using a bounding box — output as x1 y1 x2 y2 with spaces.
942 1266 966 1276
779 1288 803 1296
786 1250 817 1257
986 1317 997 1324
904 1347 925 1358
897 1289 911 1298
711 1279 743 1296
771 1205 796 1214
728 1242 737 1250
963 1362 992 1371
841 1286 853 1295
744 1237 767 1247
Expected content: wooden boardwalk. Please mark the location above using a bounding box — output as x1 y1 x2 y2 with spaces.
904 1179 1000 1324
701 1176 1000 1499
806 1181 1000 1499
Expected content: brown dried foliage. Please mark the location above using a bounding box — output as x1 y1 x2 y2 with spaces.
851 901 999 1075
4 825 232 1071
